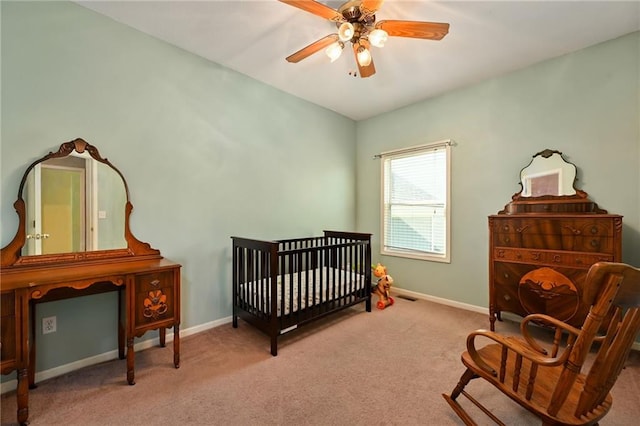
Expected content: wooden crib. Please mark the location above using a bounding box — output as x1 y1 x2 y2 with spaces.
232 230 372 355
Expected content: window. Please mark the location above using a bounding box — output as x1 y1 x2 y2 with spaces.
380 141 451 262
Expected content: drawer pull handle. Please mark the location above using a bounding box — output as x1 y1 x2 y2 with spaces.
591 239 599 248
150 279 161 288
563 226 581 235
531 252 541 260
591 226 599 234
515 225 530 233
575 258 583 264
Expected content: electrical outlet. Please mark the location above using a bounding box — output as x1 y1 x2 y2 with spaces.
42 316 57 334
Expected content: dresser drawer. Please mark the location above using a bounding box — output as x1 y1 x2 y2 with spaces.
133 271 176 330
492 217 617 253
494 248 614 269
491 265 525 317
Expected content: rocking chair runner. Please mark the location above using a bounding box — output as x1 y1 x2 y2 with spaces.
443 262 640 426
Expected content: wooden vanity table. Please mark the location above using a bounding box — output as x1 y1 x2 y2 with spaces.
489 149 622 330
0 139 181 425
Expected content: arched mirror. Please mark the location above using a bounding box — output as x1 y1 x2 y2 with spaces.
23 150 127 255
502 149 605 214
1 138 159 267
519 149 577 197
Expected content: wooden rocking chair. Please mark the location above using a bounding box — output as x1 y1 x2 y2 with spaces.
443 262 640 426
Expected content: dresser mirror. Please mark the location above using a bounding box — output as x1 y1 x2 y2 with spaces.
502 149 604 214
1 138 159 267
519 149 577 197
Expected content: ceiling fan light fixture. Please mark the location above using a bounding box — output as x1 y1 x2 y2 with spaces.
356 46 372 67
279 0 451 78
338 22 355 42
325 41 344 62
368 29 388 48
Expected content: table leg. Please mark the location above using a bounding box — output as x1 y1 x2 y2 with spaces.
17 368 29 425
118 289 125 359
159 327 166 347
28 302 37 389
126 336 135 385
173 324 180 368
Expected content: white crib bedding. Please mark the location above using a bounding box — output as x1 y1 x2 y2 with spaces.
240 267 365 316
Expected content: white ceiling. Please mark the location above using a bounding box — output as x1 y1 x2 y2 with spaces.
76 0 640 121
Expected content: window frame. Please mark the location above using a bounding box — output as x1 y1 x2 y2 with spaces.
379 140 451 263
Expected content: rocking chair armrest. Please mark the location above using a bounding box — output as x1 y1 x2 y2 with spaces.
466 330 572 376
520 314 582 354
522 314 581 336
522 313 607 344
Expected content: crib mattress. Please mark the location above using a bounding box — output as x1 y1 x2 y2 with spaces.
240 267 366 316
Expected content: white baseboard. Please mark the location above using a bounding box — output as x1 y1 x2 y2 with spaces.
1 316 232 395
391 287 640 352
392 287 489 315
4 288 640 395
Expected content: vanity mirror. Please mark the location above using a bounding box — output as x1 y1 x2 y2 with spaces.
1 138 159 267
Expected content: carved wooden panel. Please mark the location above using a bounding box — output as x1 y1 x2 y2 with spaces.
133 271 176 332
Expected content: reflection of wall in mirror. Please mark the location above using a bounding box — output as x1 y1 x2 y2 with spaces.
523 169 562 197
97 162 127 250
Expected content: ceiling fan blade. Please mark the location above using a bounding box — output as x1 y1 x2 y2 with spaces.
279 0 345 22
286 34 340 63
359 0 384 18
375 20 450 40
352 40 376 78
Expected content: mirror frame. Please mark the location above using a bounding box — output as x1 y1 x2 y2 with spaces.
512 149 585 201
1 138 160 267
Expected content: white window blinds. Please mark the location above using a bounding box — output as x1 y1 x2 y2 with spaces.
381 142 450 262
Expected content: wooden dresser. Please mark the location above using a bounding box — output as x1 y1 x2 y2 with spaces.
488 149 622 330
0 139 181 425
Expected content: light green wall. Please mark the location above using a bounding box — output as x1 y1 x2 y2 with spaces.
2 1 639 381
1 2 356 373
356 31 640 307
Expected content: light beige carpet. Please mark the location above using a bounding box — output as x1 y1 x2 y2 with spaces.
2 297 639 425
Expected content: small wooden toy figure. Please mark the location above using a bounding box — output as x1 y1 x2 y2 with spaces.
372 263 394 310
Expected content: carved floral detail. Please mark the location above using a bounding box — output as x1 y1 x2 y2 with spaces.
143 290 168 319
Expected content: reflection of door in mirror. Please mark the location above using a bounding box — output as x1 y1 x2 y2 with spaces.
523 169 562 197
25 157 86 255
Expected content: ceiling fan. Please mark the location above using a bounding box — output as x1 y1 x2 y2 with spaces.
279 0 450 78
